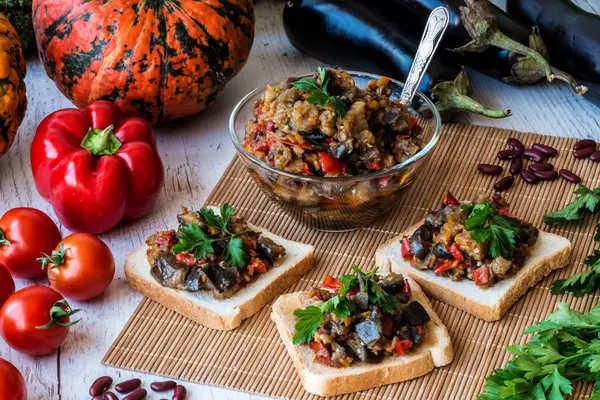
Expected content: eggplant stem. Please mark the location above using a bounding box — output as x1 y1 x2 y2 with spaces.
489 31 554 82
448 93 512 119
551 67 588 96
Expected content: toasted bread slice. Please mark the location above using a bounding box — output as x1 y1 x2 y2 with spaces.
271 277 453 397
375 222 572 321
125 208 315 330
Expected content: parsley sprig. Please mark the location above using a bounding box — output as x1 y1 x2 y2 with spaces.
171 204 248 270
290 67 348 117
479 302 600 400
292 266 400 345
544 185 600 225
462 201 521 259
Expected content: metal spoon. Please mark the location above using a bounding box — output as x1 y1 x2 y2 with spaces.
400 7 450 105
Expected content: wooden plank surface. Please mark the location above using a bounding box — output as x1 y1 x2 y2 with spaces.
0 1 598 399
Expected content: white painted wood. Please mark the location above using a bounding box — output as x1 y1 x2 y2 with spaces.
0 1 598 399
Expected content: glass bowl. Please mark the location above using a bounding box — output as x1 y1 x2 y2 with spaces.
229 71 442 232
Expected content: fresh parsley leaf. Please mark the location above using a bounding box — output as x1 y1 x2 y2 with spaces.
223 237 246 269
463 201 520 259
338 274 357 297
488 224 518 259
320 296 354 319
552 250 600 297
541 367 572 400
292 306 323 345
290 67 348 117
171 223 214 258
543 185 600 225
371 281 401 314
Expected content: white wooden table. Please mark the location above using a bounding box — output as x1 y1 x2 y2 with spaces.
1 1 598 399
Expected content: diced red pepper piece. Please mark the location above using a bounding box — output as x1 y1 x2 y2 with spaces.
416 325 424 335
321 275 343 291
319 152 347 175
433 260 459 275
473 266 491 286
378 176 391 188
394 339 414 356
449 243 463 262
263 120 275 132
309 341 332 365
250 258 268 274
267 136 313 151
176 252 196 266
346 288 359 298
303 163 314 176
442 191 460 208
155 232 176 247
366 159 383 170
407 116 418 133
401 278 411 295
498 208 509 216
401 238 411 260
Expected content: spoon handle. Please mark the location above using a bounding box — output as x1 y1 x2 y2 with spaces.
400 7 450 105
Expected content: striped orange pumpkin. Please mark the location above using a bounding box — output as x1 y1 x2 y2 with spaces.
32 0 254 124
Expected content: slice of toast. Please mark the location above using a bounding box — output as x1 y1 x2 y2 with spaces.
375 222 572 321
125 209 315 331
271 277 453 397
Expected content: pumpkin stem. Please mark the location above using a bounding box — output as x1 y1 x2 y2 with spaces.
80 125 122 156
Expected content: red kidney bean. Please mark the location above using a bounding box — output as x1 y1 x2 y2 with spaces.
532 143 558 157
90 376 113 396
522 149 545 163
115 379 142 394
559 169 581 184
151 381 177 392
123 389 147 400
497 149 521 160
103 393 119 400
573 139 596 151
528 163 554 172
507 138 525 154
173 385 187 400
521 170 538 184
574 146 595 159
509 158 522 175
590 151 600 162
494 176 514 192
533 170 559 181
477 164 503 175
92 397 103 400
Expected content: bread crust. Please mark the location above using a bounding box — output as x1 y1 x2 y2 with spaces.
375 221 572 321
125 237 315 331
271 277 453 397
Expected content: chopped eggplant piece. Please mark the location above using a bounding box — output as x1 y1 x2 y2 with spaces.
355 317 382 347
201 262 240 293
151 252 190 290
424 211 445 229
299 129 328 144
401 301 430 327
329 141 353 159
257 236 286 265
184 267 204 291
432 243 454 260
345 333 369 361
330 320 350 337
395 293 410 303
409 225 432 260
378 273 406 294
410 326 423 345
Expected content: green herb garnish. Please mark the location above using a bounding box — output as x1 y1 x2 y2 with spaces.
292 265 400 345
544 185 600 225
171 204 248 270
462 201 521 259
290 66 348 117
479 302 600 400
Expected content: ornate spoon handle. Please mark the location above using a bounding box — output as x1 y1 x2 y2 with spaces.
400 7 450 105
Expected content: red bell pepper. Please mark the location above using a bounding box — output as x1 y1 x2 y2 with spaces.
442 191 460 208
433 260 459 275
249 258 268 274
401 238 411 260
394 339 413 355
318 152 346 175
449 243 463 262
309 341 332 365
473 266 491 286
321 275 343 291
30 101 164 234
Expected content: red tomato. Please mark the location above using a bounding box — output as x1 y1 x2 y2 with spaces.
0 358 27 400
0 286 80 356
45 233 115 301
0 208 62 279
0 263 15 308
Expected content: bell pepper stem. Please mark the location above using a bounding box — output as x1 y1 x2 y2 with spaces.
80 125 122 156
488 30 554 82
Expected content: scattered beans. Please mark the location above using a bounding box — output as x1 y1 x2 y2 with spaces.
522 149 545 163
574 146 596 159
521 170 538 184
151 381 177 392
573 139 596 151
533 170 559 181
477 163 503 175
559 169 581 184
123 389 147 400
528 163 554 172
116 379 142 394
509 158 522 175
103 392 118 400
494 176 514 192
90 376 113 396
507 138 525 154
173 385 187 400
591 151 600 162
497 149 521 160
92 397 103 400
532 143 558 157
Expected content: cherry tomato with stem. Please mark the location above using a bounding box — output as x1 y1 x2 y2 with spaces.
0 358 27 400
0 208 62 279
0 263 15 308
42 233 115 301
0 286 81 356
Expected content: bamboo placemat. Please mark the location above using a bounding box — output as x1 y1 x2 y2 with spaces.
103 123 600 399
